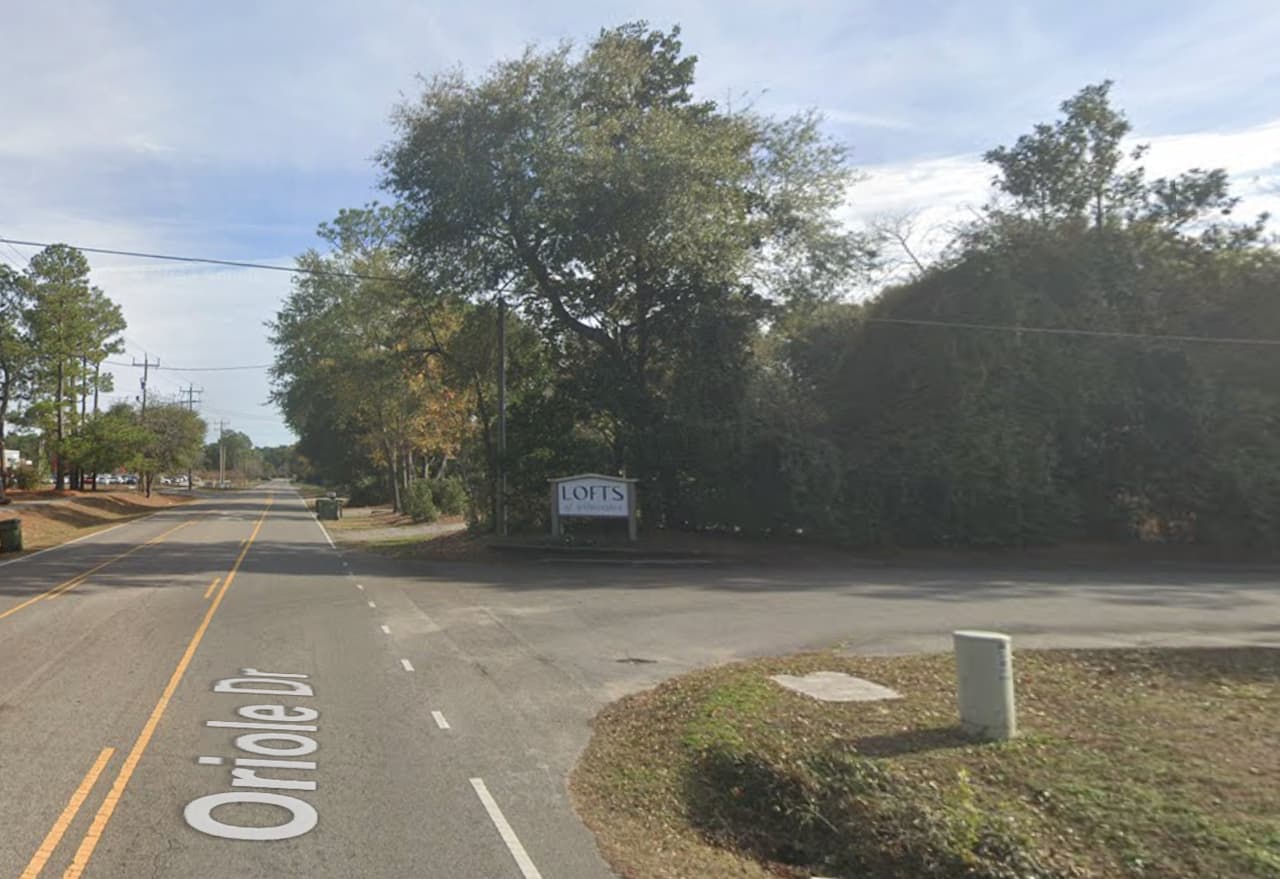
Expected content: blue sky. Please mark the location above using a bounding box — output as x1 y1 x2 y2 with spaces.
2 0 1277 445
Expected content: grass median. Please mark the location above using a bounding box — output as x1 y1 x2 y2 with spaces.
572 648 1279 879
0 490 194 555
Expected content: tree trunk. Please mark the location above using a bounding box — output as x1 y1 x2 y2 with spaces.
387 445 401 512
55 360 65 490
0 377 10 502
471 371 495 528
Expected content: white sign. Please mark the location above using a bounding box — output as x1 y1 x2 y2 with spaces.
555 476 630 517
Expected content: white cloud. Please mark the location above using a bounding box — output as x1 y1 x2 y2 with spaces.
846 118 1280 258
4 0 1279 445
1141 121 1280 180
819 108 916 130
91 257 293 445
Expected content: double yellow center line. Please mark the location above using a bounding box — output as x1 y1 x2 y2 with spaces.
19 495 275 878
18 748 116 879
0 517 201 622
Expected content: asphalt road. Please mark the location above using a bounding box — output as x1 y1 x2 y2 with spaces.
2 480 1277 878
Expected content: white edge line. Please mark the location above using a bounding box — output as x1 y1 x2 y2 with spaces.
399 658 414 672
316 518 336 549
431 710 450 730
293 488 337 549
469 778 543 879
0 510 157 569
380 624 391 635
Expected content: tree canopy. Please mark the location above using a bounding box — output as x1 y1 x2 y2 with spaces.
1 243 131 494
273 30 1279 550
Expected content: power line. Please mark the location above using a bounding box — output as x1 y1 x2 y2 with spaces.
8 236 1279 350
0 236 405 285
0 230 30 267
1 242 27 267
203 409 280 421
864 317 1280 348
102 359 270 372
121 335 213 389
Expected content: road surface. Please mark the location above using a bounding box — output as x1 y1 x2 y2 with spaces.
2 481 1277 877
1 485 610 878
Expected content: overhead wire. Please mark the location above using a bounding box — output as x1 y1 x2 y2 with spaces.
6 234 1280 350
861 316 1280 347
0 236 404 285
102 359 271 371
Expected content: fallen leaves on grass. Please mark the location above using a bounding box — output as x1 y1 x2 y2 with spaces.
572 649 1280 879
0 491 194 553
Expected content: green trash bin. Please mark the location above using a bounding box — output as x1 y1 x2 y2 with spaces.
0 518 22 553
316 498 342 521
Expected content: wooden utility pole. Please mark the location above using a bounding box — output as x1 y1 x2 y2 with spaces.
218 419 229 488
133 354 159 418
183 385 202 491
132 354 159 494
497 296 508 537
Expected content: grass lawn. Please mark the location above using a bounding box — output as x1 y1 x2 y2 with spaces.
322 506 420 532
312 504 475 558
360 526 484 560
290 482 332 500
572 648 1279 879
0 490 194 554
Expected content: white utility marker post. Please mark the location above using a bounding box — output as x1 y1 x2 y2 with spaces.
953 630 1016 740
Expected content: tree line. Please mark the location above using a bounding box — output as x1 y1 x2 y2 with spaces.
200 429 300 483
0 245 206 499
271 23 1279 548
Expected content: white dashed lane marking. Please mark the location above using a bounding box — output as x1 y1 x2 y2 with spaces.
399 658 414 672
432 711 450 730
367 601 377 609
380 625 391 635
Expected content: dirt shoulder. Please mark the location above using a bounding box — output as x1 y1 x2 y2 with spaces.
572 647 1279 879
304 500 1280 569
0 489 194 554
318 505 472 558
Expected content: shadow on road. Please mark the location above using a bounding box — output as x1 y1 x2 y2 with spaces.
3 501 1278 621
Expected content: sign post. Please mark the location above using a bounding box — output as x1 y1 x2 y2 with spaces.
549 473 639 542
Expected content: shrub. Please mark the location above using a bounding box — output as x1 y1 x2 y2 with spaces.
14 467 41 490
429 476 467 516
687 743 1057 878
345 476 389 508
402 480 438 523
680 676 1061 879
